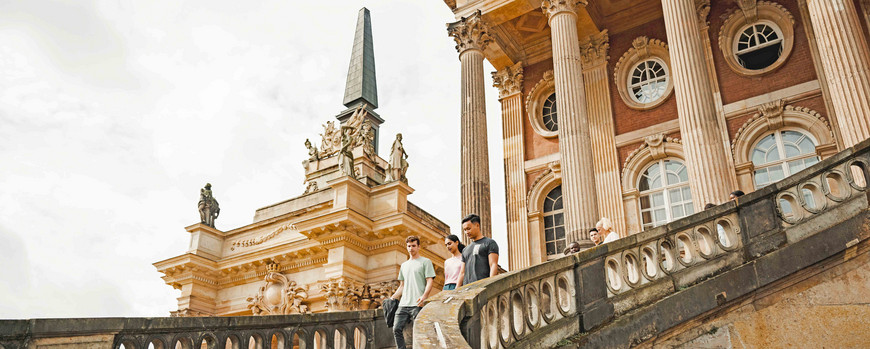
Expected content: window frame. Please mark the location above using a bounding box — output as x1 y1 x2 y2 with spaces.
542 185 566 258
637 158 694 231
750 128 820 188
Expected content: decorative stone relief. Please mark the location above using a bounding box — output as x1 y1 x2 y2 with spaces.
246 264 310 315
491 62 524 98
198 183 220 228
579 30 609 68
303 180 318 195
644 133 669 160
696 0 711 25
734 0 759 23
320 121 341 157
319 105 373 159
231 223 296 250
303 138 319 169
320 278 398 311
621 136 684 192
758 99 786 129
541 0 588 18
338 126 355 177
385 133 408 183
447 10 492 53
731 104 835 164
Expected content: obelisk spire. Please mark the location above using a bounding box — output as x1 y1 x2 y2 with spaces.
343 7 378 109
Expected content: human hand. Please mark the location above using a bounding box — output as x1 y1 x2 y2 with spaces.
415 296 427 307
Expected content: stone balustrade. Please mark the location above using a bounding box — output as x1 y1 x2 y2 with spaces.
0 310 393 349
415 138 870 348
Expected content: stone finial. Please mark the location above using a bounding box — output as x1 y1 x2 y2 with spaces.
447 10 493 54
492 62 524 98
198 183 220 228
541 0 588 19
759 99 786 129
246 271 310 315
579 30 610 67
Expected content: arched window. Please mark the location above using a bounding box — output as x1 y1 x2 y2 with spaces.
628 58 669 104
735 21 784 70
541 93 558 132
638 159 693 230
543 185 565 256
752 129 819 187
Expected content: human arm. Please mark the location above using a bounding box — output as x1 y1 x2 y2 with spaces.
488 253 499 278
457 263 465 287
416 277 434 307
390 280 404 300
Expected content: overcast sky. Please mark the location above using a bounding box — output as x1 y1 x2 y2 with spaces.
0 0 509 318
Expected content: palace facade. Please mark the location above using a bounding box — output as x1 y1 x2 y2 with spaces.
442 0 870 269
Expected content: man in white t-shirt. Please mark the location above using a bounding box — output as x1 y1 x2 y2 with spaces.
389 236 435 349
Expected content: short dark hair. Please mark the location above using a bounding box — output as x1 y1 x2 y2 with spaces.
462 213 481 225
405 235 420 245
588 228 599 233
730 190 745 197
704 203 716 210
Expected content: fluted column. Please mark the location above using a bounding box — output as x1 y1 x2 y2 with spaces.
661 0 736 209
579 30 627 237
806 0 870 147
448 11 493 240
493 62 529 270
542 0 598 246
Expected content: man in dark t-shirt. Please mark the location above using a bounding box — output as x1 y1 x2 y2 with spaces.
460 213 499 285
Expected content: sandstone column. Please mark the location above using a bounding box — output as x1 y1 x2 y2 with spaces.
806 0 870 147
493 62 530 269
578 30 627 237
448 11 493 240
541 0 598 246
661 0 737 208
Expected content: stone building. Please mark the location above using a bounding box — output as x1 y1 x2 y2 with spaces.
442 0 870 269
154 8 451 316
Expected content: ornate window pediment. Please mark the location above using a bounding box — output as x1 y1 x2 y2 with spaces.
526 70 559 138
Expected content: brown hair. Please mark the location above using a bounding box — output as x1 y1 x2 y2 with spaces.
405 235 420 245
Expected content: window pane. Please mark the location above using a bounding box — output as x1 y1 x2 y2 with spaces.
556 240 566 253
684 203 694 215
784 144 801 158
652 192 665 206
755 167 770 186
642 210 653 225
654 209 667 222
554 213 564 226
555 226 565 239
547 242 556 256
672 205 684 218
544 215 554 228
545 228 554 241
640 195 652 209
682 187 692 200
768 165 785 182
553 197 563 210
669 188 683 202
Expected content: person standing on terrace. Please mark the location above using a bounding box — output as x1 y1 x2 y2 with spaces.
461 213 499 285
389 236 435 349
443 234 465 290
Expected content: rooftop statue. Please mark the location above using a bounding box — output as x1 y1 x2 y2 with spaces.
198 183 220 228
320 121 341 157
302 138 320 168
338 126 356 177
385 133 408 183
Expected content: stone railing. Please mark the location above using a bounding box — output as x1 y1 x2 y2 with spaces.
415 138 870 348
0 310 393 349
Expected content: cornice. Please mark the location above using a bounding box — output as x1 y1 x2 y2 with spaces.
447 10 493 54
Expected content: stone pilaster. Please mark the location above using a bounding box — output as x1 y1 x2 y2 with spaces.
492 62 529 270
448 11 493 240
542 0 598 245
806 0 870 147
578 30 627 237
661 0 737 209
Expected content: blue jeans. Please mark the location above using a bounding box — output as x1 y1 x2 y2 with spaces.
393 306 421 349
443 283 457 290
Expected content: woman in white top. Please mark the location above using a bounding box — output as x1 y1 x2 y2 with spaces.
443 235 465 290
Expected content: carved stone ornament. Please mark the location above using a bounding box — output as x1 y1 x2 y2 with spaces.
447 10 492 54
197 183 220 228
320 104 373 159
170 308 209 317
246 265 310 315
303 180 318 195
492 62 524 98
734 0 758 23
541 0 588 19
759 99 786 129
579 30 609 68
696 0 711 25
644 133 669 160
631 37 653 59
231 223 296 250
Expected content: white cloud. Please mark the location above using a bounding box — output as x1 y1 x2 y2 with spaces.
0 0 510 318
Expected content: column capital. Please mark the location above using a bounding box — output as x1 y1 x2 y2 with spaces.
541 0 588 20
579 30 609 69
447 10 493 54
696 0 711 26
492 62 524 98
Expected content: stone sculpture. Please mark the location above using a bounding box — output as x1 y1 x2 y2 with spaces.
320 121 342 156
385 133 409 183
246 268 310 315
198 183 220 228
303 180 318 194
338 126 355 176
356 119 376 158
303 138 319 166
